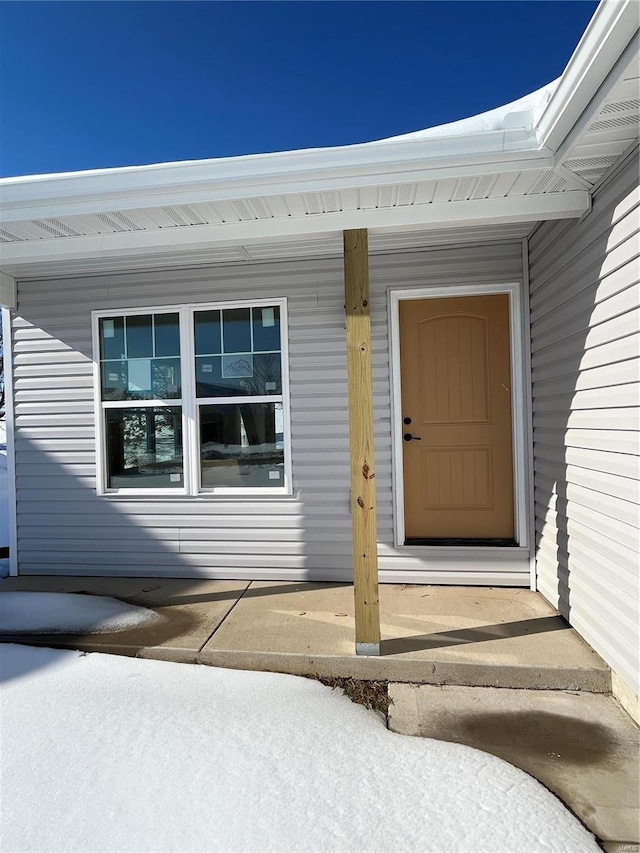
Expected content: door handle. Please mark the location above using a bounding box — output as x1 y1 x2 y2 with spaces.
403 433 422 442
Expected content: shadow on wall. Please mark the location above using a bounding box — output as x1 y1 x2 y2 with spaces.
531 173 636 627
8 268 355 581
2 425 354 681
9 432 355 581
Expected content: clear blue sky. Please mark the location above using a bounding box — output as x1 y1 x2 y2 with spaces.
0 1 598 178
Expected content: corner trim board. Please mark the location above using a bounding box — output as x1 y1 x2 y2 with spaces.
2 309 18 576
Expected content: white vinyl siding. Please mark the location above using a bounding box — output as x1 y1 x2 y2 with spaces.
529 147 640 695
11 240 526 583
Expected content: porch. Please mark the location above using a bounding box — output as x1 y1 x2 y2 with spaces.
0 575 609 689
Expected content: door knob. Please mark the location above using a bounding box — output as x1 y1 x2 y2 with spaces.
403 433 422 442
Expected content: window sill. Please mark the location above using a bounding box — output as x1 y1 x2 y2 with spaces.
99 489 296 500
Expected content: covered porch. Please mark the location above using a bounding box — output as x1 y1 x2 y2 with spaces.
0 574 609 689
0 0 637 667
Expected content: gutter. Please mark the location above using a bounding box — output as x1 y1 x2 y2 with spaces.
0 128 547 223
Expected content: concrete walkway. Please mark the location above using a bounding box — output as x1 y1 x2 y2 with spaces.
389 684 640 851
0 576 609 690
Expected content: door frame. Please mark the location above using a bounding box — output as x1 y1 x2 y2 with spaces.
388 282 533 563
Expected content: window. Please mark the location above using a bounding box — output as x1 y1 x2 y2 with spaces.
94 300 290 495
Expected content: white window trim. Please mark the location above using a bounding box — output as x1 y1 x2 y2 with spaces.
387 282 533 562
91 297 292 498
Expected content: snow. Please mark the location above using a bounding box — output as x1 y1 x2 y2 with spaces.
0 592 162 634
379 80 560 143
1 644 599 853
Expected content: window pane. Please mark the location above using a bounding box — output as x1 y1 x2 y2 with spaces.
101 358 181 401
222 308 251 353
194 310 221 355
105 407 183 489
101 361 127 399
152 358 181 398
100 317 125 361
126 315 153 359
195 353 281 398
154 313 180 357
200 403 284 488
252 306 281 352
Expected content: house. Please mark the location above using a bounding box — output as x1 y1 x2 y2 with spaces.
0 1 638 711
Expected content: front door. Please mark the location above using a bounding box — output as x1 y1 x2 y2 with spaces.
399 294 515 543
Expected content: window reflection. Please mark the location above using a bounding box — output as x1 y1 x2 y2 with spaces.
200 403 284 488
106 407 183 489
99 303 287 494
99 313 181 402
222 308 251 353
193 305 282 399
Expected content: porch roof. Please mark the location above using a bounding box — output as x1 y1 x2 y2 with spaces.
0 0 637 288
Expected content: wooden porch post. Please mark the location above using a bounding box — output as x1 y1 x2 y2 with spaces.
343 229 381 656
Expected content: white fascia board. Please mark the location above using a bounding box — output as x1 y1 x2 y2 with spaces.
536 0 639 153
0 139 550 224
0 153 555 224
0 191 590 275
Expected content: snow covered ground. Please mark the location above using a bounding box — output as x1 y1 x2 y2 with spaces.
1 644 598 853
0 591 162 633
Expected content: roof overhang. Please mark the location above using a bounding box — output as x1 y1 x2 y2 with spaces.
0 0 637 290
535 0 639 152
0 191 589 280
0 133 549 224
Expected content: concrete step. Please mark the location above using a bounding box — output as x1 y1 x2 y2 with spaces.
197 647 612 692
388 683 640 848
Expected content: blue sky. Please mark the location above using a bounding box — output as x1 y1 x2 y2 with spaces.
0 1 598 177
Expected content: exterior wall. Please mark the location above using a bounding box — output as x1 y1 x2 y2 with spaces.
529 147 640 697
11 240 526 583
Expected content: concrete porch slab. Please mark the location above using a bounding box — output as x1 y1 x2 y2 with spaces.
198 582 610 691
0 578 610 690
0 576 249 663
387 683 640 847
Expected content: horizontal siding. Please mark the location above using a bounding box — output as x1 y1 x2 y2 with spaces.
529 148 640 694
13 257 353 579
13 241 527 583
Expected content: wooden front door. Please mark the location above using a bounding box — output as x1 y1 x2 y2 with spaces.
399 294 515 543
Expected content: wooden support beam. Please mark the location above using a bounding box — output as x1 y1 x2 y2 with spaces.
343 228 381 656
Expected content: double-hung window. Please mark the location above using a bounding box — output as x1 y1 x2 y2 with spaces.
94 299 290 496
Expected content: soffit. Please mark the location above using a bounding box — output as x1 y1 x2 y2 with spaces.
558 37 639 185
0 169 581 246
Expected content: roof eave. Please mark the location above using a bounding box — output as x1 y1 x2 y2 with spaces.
0 190 591 283
536 0 639 153
0 128 546 224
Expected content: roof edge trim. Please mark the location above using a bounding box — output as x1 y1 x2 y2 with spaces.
536 0 639 152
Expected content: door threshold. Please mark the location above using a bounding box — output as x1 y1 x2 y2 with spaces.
405 537 518 547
